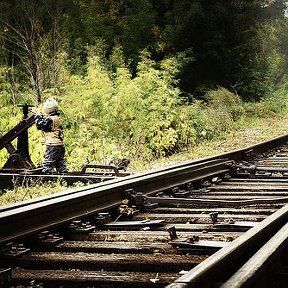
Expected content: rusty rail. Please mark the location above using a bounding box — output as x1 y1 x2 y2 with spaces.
221 221 288 288
166 200 288 288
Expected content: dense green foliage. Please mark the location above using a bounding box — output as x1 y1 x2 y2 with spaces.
0 0 288 170
1 0 288 100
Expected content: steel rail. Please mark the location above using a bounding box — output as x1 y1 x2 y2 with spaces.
165 204 288 288
144 195 288 206
1 133 288 245
0 158 227 213
0 158 230 245
220 221 288 288
1 131 288 213
1 134 288 288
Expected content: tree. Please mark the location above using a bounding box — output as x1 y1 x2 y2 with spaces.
0 0 66 103
153 0 288 100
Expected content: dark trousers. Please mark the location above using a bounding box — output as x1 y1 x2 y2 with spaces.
42 145 68 174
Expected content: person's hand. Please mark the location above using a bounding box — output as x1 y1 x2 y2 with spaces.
29 107 41 115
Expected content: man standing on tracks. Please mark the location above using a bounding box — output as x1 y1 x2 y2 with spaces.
34 98 68 174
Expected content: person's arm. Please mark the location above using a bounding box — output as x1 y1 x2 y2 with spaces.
35 115 53 132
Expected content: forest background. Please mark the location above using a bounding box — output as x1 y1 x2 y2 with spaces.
1 0 288 174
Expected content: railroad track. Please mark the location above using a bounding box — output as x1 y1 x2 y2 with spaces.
1 135 288 288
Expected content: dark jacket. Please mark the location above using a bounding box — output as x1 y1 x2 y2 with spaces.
36 112 64 146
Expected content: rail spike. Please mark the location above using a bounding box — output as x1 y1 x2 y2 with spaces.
125 188 159 210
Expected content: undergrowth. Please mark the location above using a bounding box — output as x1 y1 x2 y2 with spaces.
0 43 288 205
0 179 86 206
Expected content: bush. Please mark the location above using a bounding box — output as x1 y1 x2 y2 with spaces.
185 87 245 140
2 43 286 172
204 87 244 121
38 44 195 168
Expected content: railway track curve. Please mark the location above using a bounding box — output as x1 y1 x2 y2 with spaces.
1 134 288 288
